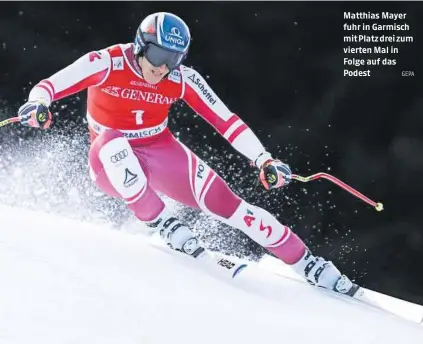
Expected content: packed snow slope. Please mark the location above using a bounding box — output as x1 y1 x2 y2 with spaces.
1 204 422 344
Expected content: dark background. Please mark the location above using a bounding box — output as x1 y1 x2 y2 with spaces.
1 2 423 304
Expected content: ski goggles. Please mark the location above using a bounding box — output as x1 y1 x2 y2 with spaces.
144 43 185 70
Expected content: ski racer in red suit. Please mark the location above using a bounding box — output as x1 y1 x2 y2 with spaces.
18 12 356 294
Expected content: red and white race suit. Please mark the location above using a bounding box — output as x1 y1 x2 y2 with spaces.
28 43 306 265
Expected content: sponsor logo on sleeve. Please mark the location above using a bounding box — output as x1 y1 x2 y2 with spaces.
196 163 205 179
89 51 102 62
187 73 217 105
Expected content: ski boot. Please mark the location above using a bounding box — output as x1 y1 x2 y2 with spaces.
146 212 247 279
146 214 205 258
292 250 361 297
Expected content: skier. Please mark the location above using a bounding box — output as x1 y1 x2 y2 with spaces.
18 12 357 295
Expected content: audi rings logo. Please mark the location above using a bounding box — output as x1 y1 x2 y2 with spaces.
110 149 128 163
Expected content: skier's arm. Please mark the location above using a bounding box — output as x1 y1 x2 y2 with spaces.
181 66 292 189
28 49 111 106
180 66 268 164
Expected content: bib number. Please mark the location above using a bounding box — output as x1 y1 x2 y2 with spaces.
131 110 145 125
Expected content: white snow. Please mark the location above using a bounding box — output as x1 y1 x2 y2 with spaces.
0 204 423 344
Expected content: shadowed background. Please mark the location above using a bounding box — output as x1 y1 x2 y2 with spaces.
1 2 423 304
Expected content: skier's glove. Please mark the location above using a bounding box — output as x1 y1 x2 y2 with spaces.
255 152 292 190
18 100 52 129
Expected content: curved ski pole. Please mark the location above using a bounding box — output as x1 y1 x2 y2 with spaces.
292 172 383 212
0 116 20 128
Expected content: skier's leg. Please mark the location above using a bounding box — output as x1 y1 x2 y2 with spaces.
88 130 204 256
89 129 164 221
145 135 354 293
203 177 355 293
203 176 354 293
148 137 306 264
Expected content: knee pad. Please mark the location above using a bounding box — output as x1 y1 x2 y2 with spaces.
97 135 147 202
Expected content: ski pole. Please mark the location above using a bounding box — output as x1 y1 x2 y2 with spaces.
0 116 20 128
292 172 384 212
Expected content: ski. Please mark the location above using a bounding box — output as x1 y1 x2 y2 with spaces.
146 234 249 280
145 233 423 324
259 254 423 324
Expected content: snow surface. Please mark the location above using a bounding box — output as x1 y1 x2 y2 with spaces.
1 204 423 344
